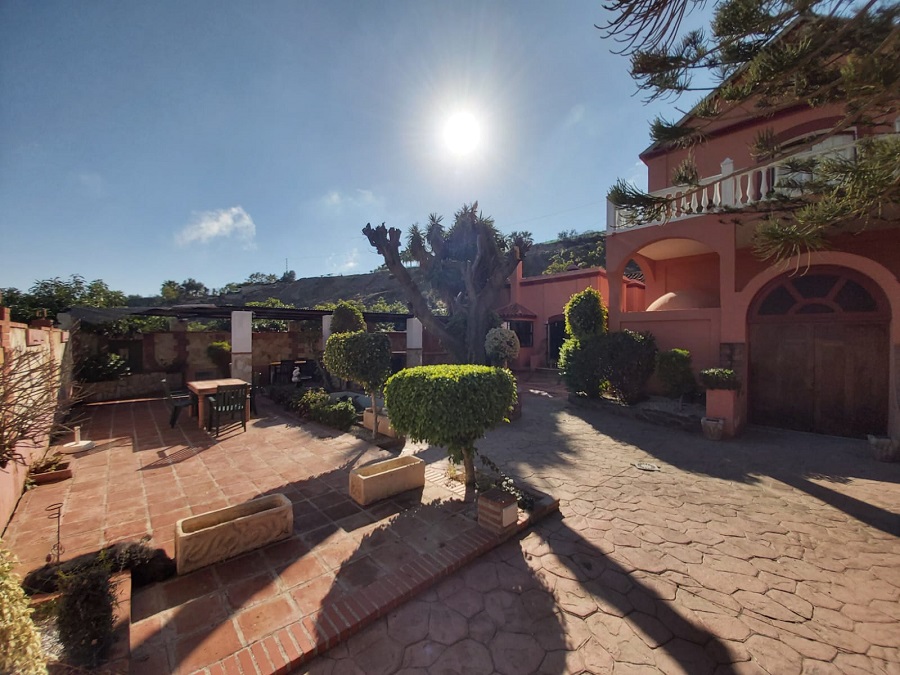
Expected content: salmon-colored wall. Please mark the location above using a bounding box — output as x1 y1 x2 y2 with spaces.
619 309 722 372
643 102 851 191
639 253 721 308
0 311 69 532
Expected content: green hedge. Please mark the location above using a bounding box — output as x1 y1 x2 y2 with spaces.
699 368 740 390
385 365 516 482
0 545 46 674
558 335 606 399
602 330 657 404
330 301 366 334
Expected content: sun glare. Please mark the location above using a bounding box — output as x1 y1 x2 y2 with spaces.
443 111 481 156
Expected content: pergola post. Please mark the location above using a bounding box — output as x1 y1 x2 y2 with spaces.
406 317 423 367
231 311 253 383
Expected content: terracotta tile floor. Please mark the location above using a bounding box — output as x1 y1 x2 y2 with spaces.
3 396 534 674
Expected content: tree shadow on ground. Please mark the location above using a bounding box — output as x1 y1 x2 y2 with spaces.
561 398 900 536
535 513 742 674
307 499 566 674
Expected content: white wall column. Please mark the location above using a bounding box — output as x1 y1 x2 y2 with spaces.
231 311 253 383
406 317 423 367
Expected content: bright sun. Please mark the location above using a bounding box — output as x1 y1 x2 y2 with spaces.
443 111 481 156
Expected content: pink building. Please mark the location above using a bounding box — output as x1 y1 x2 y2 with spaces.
605 97 900 439
496 263 644 370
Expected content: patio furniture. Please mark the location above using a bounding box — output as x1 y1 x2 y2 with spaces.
274 359 297 385
162 378 194 428
186 378 250 429
207 383 249 436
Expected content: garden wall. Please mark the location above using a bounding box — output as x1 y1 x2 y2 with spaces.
0 309 69 532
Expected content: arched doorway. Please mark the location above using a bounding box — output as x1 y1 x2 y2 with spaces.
547 315 566 367
748 266 890 437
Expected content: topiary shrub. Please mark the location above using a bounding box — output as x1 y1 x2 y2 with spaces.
558 335 606 398
699 368 740 390
558 287 609 398
564 287 608 340
330 301 366 334
323 331 392 437
385 365 516 487
602 330 658 404
56 559 118 667
484 327 520 367
655 348 696 406
0 543 46 675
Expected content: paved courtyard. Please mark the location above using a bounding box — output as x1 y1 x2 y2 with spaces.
306 388 900 674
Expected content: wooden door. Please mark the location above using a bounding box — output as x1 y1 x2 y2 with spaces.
748 268 890 438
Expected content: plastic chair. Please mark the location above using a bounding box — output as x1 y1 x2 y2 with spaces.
207 384 249 436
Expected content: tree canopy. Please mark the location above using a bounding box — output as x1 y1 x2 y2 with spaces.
602 0 900 259
1 275 126 323
364 202 532 364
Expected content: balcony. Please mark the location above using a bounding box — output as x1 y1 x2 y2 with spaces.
608 133 875 232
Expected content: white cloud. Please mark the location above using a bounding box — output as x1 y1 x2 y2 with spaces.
329 248 360 272
175 206 257 248
318 188 382 213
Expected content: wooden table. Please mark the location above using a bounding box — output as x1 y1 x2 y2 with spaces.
186 378 250 429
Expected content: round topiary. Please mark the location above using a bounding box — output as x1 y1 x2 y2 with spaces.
564 287 607 340
384 365 516 486
330 301 366 334
0 544 46 675
323 331 393 436
484 327 520 366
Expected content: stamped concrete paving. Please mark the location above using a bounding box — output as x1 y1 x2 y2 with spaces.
306 389 900 674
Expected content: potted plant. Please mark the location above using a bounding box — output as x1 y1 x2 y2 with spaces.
699 368 742 439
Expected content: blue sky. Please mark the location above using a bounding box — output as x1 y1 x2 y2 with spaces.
1 1 679 298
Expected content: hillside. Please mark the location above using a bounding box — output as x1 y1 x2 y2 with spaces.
211 231 608 309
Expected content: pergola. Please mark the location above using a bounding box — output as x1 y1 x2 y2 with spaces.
61 304 423 382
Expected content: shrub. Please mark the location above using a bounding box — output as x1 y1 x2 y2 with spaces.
56 559 118 667
558 335 606 398
385 365 516 486
330 301 366 334
293 388 358 431
564 287 607 340
324 331 393 436
266 384 297 408
602 330 658 404
655 349 696 401
699 368 741 390
0 544 46 675
78 353 130 383
484 327 520 366
206 341 231 375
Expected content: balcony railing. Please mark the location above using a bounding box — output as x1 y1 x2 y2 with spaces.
609 133 873 232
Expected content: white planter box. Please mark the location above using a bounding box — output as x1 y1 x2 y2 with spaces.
175 494 293 575
362 408 401 439
349 456 425 506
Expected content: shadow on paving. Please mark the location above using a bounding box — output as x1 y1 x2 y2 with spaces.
128 408 513 674
537 514 740 674
564 400 900 537
309 499 566 674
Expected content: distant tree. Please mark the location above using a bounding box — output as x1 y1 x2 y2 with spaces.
160 279 209 303
2 276 125 323
245 272 279 285
364 202 533 364
160 280 181 303
246 298 294 332
280 270 297 282
180 278 208 298
602 0 900 260
544 233 607 274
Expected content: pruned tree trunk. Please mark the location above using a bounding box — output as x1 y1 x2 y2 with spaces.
462 447 476 487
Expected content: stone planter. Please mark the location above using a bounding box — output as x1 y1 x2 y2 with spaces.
868 435 900 462
349 456 425 506
174 494 292 575
701 417 725 441
30 462 73 485
362 408 401 439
